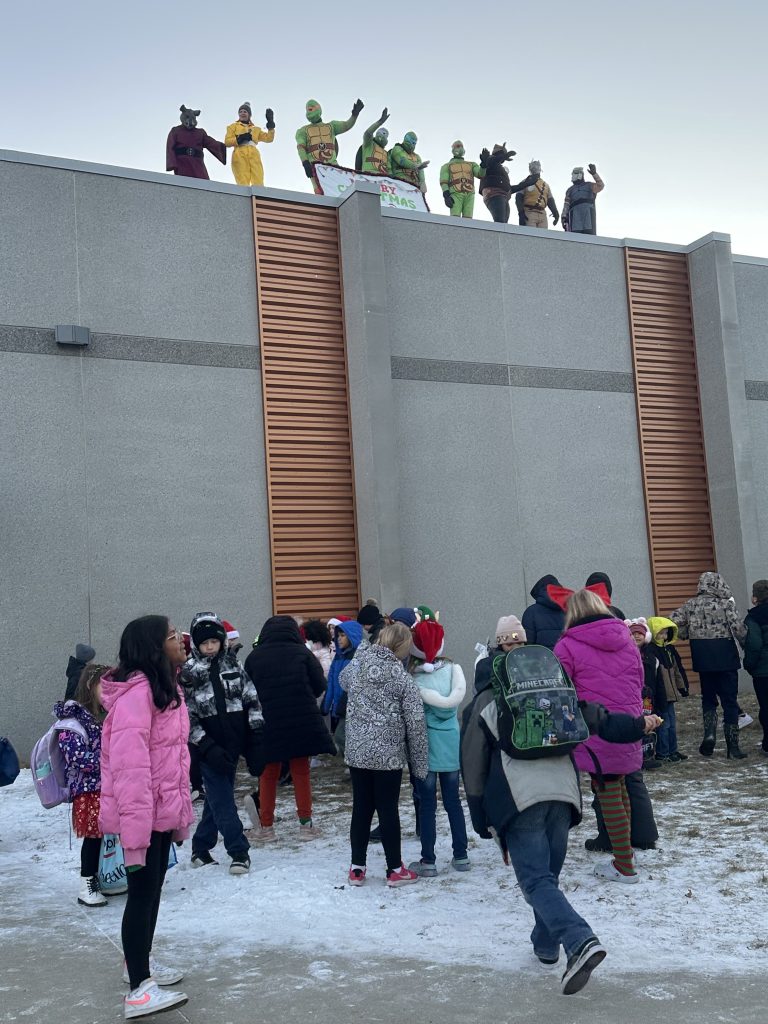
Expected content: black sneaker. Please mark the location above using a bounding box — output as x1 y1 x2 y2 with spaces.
561 938 607 995
229 854 251 876
537 954 559 965
191 850 217 868
668 751 688 762
584 837 611 853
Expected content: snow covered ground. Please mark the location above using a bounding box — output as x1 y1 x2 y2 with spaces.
2 698 768 1022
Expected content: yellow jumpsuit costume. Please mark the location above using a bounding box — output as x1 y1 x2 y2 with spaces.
225 121 275 187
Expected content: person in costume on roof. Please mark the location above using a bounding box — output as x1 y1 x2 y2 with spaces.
390 133 429 195
516 160 559 229
562 164 604 234
439 141 483 218
225 102 275 187
478 144 537 223
296 97 364 194
166 106 226 180
356 108 391 174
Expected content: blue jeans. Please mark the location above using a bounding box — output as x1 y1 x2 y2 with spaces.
417 771 468 864
504 801 595 960
656 701 678 757
193 762 249 858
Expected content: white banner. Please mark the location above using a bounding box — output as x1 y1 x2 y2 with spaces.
313 163 429 213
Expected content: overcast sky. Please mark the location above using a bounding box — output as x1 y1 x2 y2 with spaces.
3 0 766 256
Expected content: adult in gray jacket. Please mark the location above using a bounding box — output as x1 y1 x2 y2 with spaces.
341 623 428 888
461 670 660 995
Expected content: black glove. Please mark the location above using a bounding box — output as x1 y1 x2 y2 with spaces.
245 732 265 777
479 147 491 167
236 132 252 145
302 159 313 178
588 163 597 176
201 742 236 776
579 700 608 735
680 687 690 698
503 148 516 161
265 108 275 131
552 212 560 226
519 213 527 226
442 189 454 209
351 98 364 117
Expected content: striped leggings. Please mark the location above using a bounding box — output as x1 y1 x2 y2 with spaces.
591 776 636 876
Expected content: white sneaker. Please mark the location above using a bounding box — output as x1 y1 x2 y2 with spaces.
124 979 187 1018
123 956 184 986
77 876 107 907
594 860 640 884
739 713 754 729
252 825 277 843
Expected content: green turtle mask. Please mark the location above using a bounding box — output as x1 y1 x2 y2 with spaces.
452 141 465 159
403 132 417 153
374 127 389 147
306 100 323 124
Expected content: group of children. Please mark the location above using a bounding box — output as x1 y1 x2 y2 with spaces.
50 576 768 1015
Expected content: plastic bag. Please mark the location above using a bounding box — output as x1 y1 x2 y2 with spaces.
98 833 128 894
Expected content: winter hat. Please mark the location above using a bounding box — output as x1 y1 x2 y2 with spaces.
411 620 445 672
222 620 239 641
390 607 418 629
357 604 381 627
585 572 613 597
625 618 652 644
416 605 439 623
495 615 526 646
238 101 252 116
75 643 95 663
327 615 352 629
191 614 227 651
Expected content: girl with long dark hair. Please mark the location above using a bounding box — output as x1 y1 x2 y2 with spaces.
99 615 193 1019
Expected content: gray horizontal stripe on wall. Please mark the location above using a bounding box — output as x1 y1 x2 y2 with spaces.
745 381 768 401
391 356 634 393
0 325 259 369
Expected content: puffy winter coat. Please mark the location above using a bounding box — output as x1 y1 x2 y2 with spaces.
244 616 336 763
99 671 194 867
55 700 102 798
744 601 768 677
412 661 466 773
342 644 429 778
554 616 643 775
670 572 746 673
521 576 566 650
322 621 364 717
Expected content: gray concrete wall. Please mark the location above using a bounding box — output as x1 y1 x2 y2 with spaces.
383 215 653 668
0 157 272 756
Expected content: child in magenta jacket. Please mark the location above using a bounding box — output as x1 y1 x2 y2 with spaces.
99 616 193 1021
554 590 643 885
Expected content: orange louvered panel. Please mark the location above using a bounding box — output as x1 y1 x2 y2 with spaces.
625 249 716 677
253 197 360 620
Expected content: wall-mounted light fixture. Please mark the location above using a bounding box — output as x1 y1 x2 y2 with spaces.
55 325 90 346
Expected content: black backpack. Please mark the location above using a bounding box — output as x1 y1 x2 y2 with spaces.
489 645 589 759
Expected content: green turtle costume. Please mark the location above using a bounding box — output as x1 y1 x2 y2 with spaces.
439 141 483 218
296 97 364 194
355 108 391 175
389 132 429 195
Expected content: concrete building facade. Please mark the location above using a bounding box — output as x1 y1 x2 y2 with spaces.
2 149 767 755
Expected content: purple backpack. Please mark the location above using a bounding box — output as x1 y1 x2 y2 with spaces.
30 718 88 809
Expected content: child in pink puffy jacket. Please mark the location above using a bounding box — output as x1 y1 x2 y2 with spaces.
99 616 194 1021
554 590 644 886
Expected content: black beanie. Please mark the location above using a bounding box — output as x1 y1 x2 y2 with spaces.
191 617 226 651
357 604 381 627
585 572 613 597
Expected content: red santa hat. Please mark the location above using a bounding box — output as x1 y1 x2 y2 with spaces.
327 615 353 629
410 620 445 673
222 620 240 641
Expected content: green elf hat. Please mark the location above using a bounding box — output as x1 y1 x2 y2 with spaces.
416 605 439 623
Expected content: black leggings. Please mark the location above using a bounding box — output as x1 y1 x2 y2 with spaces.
80 836 101 878
484 195 510 223
349 767 403 872
122 831 172 990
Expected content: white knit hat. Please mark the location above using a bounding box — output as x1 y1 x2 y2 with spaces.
624 617 651 644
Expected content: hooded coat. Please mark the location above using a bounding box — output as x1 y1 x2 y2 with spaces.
244 616 336 763
521 576 565 650
643 616 689 714
98 671 194 867
322 621 364 718
181 612 263 765
670 572 746 673
744 601 768 677
412 661 466 772
554 617 643 775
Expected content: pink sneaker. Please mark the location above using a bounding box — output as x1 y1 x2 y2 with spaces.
348 867 366 886
386 864 419 888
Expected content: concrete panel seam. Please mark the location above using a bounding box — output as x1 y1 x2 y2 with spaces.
0 325 260 369
391 355 633 393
